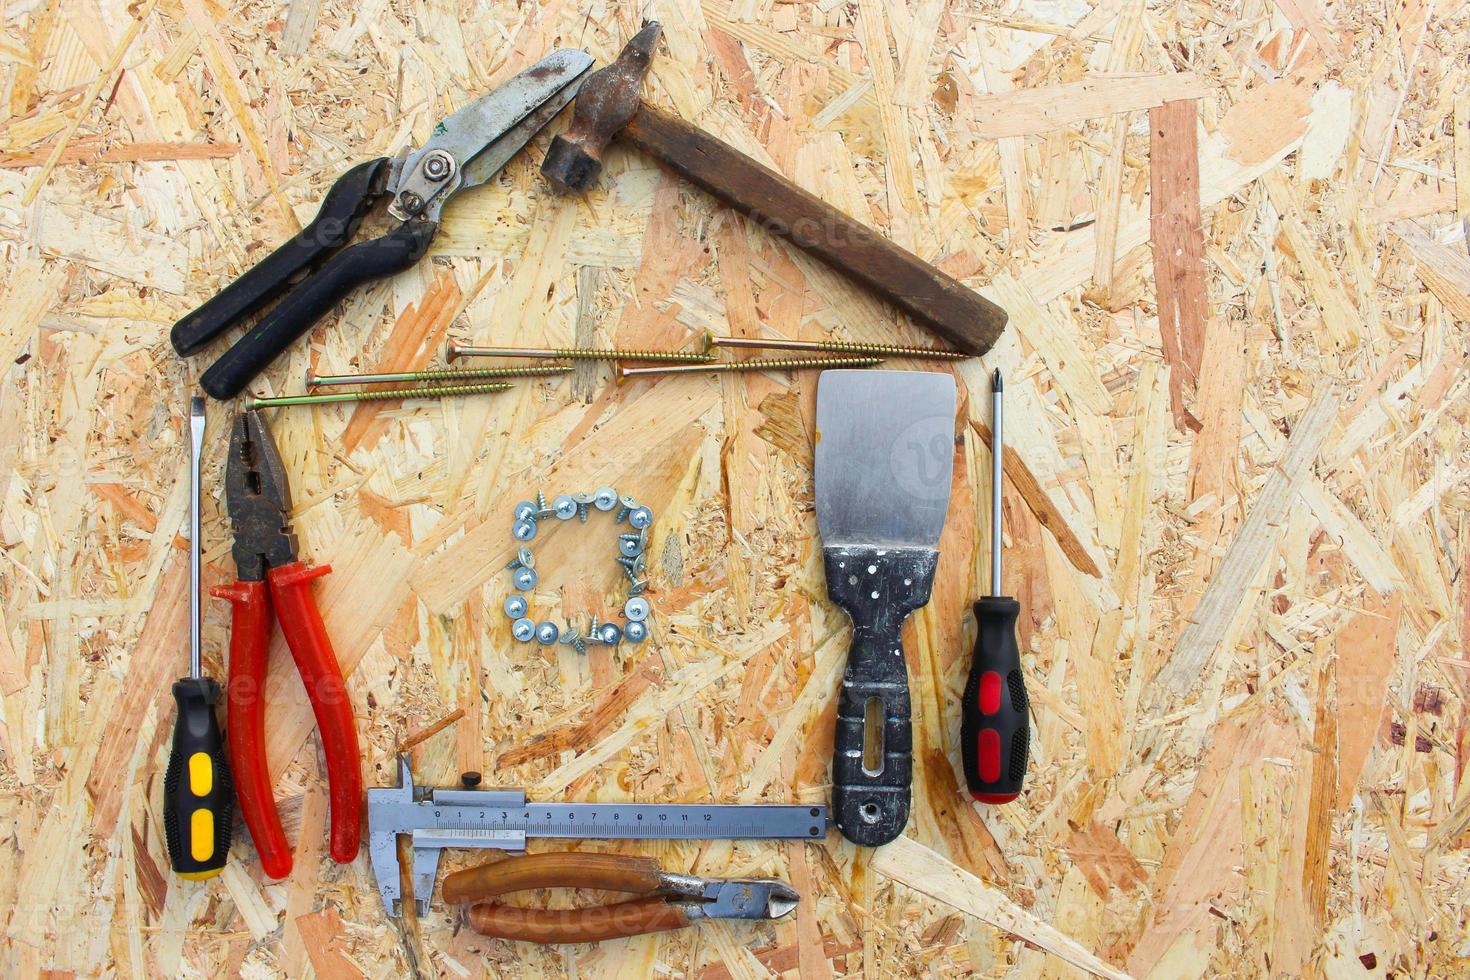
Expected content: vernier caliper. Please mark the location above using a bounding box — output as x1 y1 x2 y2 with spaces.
368 756 831 916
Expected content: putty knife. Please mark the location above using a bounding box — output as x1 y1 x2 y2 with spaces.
816 369 957 846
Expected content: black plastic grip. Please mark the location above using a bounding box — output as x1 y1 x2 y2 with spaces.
163 677 234 878
824 545 938 847
171 157 391 356
960 596 1028 803
200 220 436 399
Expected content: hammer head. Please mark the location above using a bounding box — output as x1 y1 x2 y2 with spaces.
541 22 661 194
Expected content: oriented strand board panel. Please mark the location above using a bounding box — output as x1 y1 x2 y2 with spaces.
2 1 1469 977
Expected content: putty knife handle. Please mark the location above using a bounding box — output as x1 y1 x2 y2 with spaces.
823 546 937 847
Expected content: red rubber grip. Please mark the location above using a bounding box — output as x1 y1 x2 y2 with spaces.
267 561 362 866
215 579 293 878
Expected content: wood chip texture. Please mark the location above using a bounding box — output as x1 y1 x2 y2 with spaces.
1 1 1467 977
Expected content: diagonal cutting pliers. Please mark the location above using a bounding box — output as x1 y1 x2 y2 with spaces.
212 409 359 878
441 853 800 944
172 49 594 401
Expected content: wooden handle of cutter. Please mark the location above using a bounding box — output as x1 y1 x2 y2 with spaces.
467 898 691 944
622 105 1007 356
443 853 665 905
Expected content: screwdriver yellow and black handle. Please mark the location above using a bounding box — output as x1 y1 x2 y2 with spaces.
164 395 233 878
163 677 233 877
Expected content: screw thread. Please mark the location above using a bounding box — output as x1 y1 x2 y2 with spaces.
450 342 712 363
618 356 883 379
309 365 572 387
710 335 968 359
247 382 512 409
557 348 712 362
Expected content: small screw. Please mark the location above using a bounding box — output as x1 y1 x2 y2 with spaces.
619 534 644 558
553 495 577 520
624 597 649 622
535 621 559 645
535 491 553 519
512 566 537 590
511 617 535 642
598 623 622 645
573 491 595 521
616 554 646 576
593 487 618 511
398 190 424 214
504 595 528 618
627 578 648 595
614 495 639 523
559 628 587 655
625 620 648 643
513 519 537 541
586 616 601 639
504 547 536 570
629 506 653 530
514 501 537 522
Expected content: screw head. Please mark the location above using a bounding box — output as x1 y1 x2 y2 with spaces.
624 620 648 643
553 495 577 520
515 547 535 569
512 519 538 541
398 190 424 214
423 150 452 180
624 597 649 622
593 487 618 510
598 623 623 645
629 506 653 529
504 595 528 618
619 536 643 558
535 621 559 645
513 500 537 522
512 566 538 590
511 617 535 642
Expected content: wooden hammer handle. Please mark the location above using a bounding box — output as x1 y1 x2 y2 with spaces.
622 105 1007 356
467 898 690 944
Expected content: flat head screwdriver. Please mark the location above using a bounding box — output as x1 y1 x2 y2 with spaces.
960 370 1029 803
163 396 233 878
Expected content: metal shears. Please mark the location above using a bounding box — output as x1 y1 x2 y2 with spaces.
172 50 593 400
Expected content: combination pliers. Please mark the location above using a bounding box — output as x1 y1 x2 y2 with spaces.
172 49 593 400
441 852 800 944
213 409 358 877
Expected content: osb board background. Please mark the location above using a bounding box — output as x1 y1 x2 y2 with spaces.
2 0 1469 976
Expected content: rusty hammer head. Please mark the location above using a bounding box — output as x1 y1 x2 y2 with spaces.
541 22 661 194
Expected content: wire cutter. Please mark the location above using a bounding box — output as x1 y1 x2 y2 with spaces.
212 409 359 878
442 853 800 944
172 49 594 401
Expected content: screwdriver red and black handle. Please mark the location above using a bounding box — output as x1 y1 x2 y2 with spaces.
961 370 1029 803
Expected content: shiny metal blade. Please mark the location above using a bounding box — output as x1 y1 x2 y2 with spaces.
392 50 592 219
815 370 957 548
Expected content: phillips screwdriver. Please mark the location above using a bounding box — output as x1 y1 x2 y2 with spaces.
961 370 1030 803
163 396 234 878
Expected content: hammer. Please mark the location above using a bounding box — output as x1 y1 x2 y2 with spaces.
542 24 1007 356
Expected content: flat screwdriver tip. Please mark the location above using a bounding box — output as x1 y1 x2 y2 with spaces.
992 369 1003 392
191 395 205 417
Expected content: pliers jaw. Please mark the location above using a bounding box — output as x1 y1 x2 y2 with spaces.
224 410 298 580
687 879 801 921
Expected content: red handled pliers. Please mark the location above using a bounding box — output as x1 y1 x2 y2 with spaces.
213 410 361 877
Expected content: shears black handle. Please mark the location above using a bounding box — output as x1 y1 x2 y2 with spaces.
172 157 391 358
199 220 434 399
